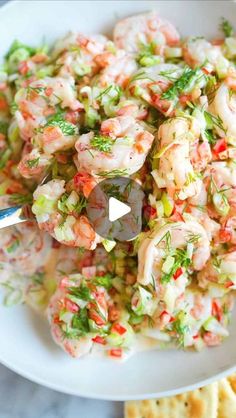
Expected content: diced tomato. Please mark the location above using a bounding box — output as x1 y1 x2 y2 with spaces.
92 336 107 345
202 67 211 75
89 310 106 326
143 204 157 220
160 310 175 324
225 281 234 288
213 139 227 155
219 227 232 243
179 94 191 106
173 267 183 280
193 334 199 340
212 299 223 322
0 96 8 111
108 305 120 322
18 61 29 75
64 298 79 313
56 153 68 164
53 314 62 325
109 348 122 358
52 238 61 249
45 87 53 96
112 323 127 335
211 38 224 46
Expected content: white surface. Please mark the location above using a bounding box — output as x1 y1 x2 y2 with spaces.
109 197 131 222
0 0 236 401
0 364 123 418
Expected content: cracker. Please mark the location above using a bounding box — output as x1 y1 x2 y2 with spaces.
217 378 236 418
227 373 236 394
125 383 218 418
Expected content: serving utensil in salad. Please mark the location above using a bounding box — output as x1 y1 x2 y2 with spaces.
0 173 50 229
0 205 33 229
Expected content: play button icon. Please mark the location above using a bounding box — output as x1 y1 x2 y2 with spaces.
108 197 131 222
86 177 144 242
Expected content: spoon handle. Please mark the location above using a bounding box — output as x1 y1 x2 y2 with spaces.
0 206 27 229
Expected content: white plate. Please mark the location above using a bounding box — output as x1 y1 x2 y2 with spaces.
1 0 236 401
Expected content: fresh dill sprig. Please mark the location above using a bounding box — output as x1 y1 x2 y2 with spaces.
161 67 204 101
90 134 114 153
220 17 234 38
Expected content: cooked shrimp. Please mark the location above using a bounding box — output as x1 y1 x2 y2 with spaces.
15 76 82 140
114 11 180 52
97 49 138 88
198 250 236 290
209 82 236 143
154 117 202 200
0 222 52 275
75 115 155 176
204 161 236 218
183 37 229 71
32 179 100 250
18 148 52 179
47 273 110 358
53 32 111 78
138 220 210 286
129 63 181 114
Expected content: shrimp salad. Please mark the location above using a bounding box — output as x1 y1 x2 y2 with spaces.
0 12 236 360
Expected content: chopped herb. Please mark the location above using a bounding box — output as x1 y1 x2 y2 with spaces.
30 271 45 285
96 85 122 103
9 193 33 205
98 168 128 178
161 67 204 101
68 283 91 301
5 39 35 59
74 196 87 215
187 233 201 244
70 307 90 336
26 157 40 168
94 274 113 290
6 238 20 253
204 111 226 134
220 17 234 38
0 148 11 169
161 248 191 283
45 112 77 136
204 129 216 145
90 134 114 153
0 121 8 136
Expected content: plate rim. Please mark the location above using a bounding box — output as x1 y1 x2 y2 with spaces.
1 0 236 401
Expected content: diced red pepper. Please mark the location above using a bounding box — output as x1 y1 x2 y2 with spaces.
143 204 157 220
112 323 127 335
225 281 234 288
64 298 79 313
45 87 53 97
173 267 183 280
219 227 232 243
202 67 211 75
52 238 61 249
211 299 223 322
160 310 175 323
179 94 191 106
92 336 107 345
18 61 29 75
109 348 122 358
193 334 199 340
53 314 62 325
213 139 227 155
89 310 106 326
